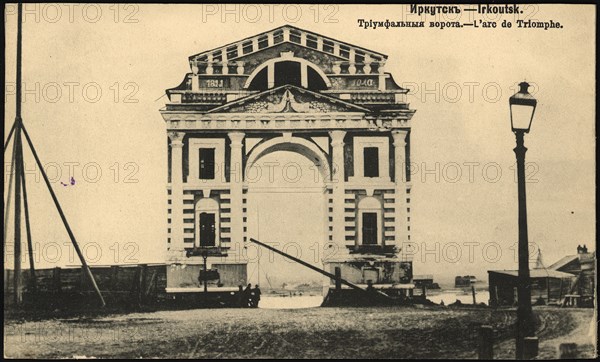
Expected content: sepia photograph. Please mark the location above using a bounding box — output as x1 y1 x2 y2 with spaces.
3 3 597 359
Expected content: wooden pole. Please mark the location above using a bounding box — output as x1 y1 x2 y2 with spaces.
472 285 477 304
53 267 62 294
478 325 493 359
20 153 37 293
3 139 17 250
11 1 25 306
334 266 342 291
547 277 550 304
21 124 105 307
13 121 23 306
523 337 539 359
558 278 563 303
137 265 145 305
16 3 22 117
203 254 208 293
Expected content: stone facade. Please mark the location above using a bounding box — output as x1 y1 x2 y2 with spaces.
160 25 416 292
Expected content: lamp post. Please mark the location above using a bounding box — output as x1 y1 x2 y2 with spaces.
509 82 537 359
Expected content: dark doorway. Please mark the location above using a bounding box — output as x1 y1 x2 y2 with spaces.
362 212 378 245
199 212 216 246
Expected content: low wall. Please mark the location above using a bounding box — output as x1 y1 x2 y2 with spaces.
4 263 247 310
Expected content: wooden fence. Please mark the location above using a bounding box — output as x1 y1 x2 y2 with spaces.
4 264 168 309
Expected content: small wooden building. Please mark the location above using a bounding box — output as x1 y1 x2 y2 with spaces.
488 269 574 307
549 245 596 307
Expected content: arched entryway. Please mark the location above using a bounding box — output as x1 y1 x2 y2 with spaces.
245 136 329 308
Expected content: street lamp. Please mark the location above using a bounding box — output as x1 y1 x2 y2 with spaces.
509 82 537 359
510 82 537 133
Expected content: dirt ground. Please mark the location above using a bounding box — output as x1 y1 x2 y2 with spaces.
4 306 596 359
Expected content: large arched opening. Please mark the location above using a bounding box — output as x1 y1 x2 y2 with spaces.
245 56 330 91
245 137 329 308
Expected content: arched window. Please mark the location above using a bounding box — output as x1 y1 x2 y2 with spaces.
195 198 220 248
357 196 383 246
247 59 329 91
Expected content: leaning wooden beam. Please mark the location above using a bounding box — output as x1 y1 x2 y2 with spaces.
21 124 106 307
20 146 37 293
249 237 392 299
4 123 16 153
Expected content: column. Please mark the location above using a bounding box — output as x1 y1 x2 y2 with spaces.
267 64 275 88
236 61 245 75
300 32 307 46
363 54 372 75
168 131 185 259
206 53 214 75
283 27 290 42
221 48 228 75
392 130 408 249
228 132 245 261
300 63 308 88
329 131 346 253
378 61 386 91
348 48 356 74
267 32 274 46
191 62 199 91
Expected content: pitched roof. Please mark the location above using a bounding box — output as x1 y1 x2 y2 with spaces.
488 269 575 279
548 255 578 271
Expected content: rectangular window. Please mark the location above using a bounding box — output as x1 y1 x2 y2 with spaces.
323 39 334 53
339 45 350 59
363 147 379 177
258 35 268 49
355 51 365 64
306 34 318 48
199 148 215 179
362 212 378 245
273 30 283 44
242 41 253 54
199 212 216 247
290 29 301 43
226 46 238 59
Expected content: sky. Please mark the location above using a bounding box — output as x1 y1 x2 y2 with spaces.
3 4 596 286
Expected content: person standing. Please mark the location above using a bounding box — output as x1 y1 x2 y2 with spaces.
236 285 244 308
252 284 262 308
244 283 253 307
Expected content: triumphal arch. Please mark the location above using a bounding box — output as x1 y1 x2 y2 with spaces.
160 25 416 295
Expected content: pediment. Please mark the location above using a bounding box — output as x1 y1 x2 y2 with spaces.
206 85 369 114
